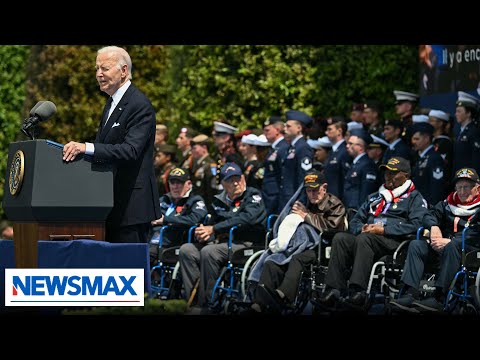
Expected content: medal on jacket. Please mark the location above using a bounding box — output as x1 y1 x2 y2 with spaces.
176 205 184 214
232 200 241 212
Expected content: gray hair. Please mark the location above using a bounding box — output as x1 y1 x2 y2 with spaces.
97 46 132 80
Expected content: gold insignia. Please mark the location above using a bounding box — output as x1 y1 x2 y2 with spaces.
9 150 25 196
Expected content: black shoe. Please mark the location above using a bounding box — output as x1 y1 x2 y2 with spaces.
317 288 341 308
390 293 419 313
257 284 293 313
342 291 369 312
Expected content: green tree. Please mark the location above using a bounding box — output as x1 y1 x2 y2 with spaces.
0 45 30 218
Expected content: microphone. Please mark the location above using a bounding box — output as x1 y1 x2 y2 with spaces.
22 101 57 131
29 101 46 116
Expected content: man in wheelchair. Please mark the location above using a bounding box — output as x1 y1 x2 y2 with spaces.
149 167 208 267
179 162 267 309
319 156 428 310
245 170 346 314
390 167 480 313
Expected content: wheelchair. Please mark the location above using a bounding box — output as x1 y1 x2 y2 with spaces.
209 215 276 314
150 224 198 300
363 227 440 314
444 226 480 315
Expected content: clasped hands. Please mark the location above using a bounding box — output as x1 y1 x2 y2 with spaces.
195 224 214 243
361 223 385 235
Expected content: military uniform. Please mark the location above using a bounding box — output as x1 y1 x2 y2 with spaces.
278 137 313 212
382 138 411 163
453 122 480 175
343 153 378 211
433 135 453 183
191 154 216 211
178 149 193 171
262 138 289 215
244 159 265 190
324 140 351 200
412 145 445 206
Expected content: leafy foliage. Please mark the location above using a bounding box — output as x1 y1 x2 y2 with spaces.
0 45 30 218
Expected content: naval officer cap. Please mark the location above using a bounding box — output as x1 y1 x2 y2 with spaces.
369 134 389 149
456 91 480 110
394 90 419 104
349 128 373 145
428 110 449 122
213 121 238 135
285 110 313 126
307 136 332 150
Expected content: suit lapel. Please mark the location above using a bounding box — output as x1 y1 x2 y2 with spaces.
99 85 136 142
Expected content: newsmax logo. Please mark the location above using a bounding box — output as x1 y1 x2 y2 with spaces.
5 269 144 306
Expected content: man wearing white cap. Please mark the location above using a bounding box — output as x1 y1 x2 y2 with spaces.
394 90 419 145
453 91 480 175
428 109 453 184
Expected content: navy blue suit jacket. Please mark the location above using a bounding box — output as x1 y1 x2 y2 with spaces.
93 84 161 228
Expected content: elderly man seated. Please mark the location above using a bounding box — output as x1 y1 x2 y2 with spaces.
179 162 267 309
245 169 346 314
319 157 428 310
390 167 480 313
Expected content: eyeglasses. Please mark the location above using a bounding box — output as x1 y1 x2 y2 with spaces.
455 184 475 192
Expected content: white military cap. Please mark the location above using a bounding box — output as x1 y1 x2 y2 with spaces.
369 134 390 148
241 134 258 145
412 115 429 123
253 134 270 146
456 91 480 109
307 136 332 150
393 90 419 103
213 121 238 135
428 109 449 122
347 121 363 131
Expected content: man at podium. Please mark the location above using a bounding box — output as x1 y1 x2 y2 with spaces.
63 46 161 243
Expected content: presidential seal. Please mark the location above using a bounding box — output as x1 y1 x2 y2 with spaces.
9 150 25 196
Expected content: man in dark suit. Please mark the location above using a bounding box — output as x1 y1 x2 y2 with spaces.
63 45 161 243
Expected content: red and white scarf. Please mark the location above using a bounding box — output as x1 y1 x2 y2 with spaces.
446 191 480 217
370 179 415 216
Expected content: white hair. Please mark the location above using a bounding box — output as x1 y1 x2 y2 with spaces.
97 46 132 80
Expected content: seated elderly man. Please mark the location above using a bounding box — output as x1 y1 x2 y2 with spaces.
319 157 428 309
179 162 267 309
246 170 346 313
149 168 208 267
390 167 480 313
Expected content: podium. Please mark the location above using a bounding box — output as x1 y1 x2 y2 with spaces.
3 140 113 268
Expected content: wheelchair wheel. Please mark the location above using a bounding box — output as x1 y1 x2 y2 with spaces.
459 302 478 316
240 250 264 301
474 268 480 310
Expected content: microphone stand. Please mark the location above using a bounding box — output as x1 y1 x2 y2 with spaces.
21 122 37 140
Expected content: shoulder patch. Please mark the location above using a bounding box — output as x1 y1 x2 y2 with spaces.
254 167 265 179
195 200 206 210
301 157 312 171
252 194 262 203
432 167 444 179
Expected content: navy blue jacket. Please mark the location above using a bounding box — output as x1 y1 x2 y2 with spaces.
262 139 289 215
93 84 161 227
383 139 411 164
350 188 428 239
325 141 351 200
278 137 313 212
411 146 446 206
343 154 378 210
453 122 480 175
